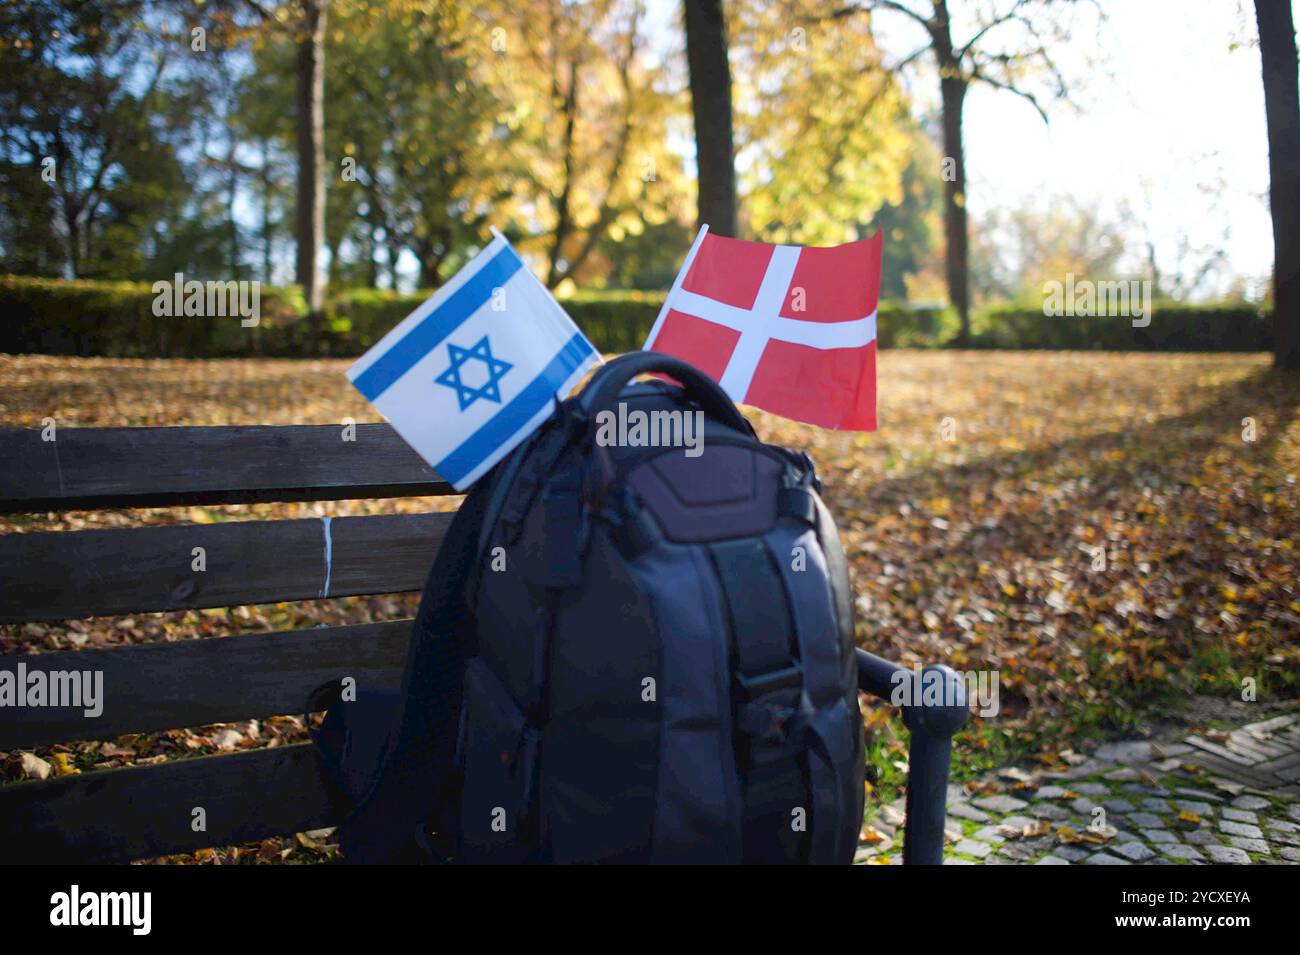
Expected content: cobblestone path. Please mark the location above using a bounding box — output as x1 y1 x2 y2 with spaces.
856 713 1300 865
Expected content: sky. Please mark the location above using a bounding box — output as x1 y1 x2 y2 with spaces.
948 0 1287 300
832 0 1297 300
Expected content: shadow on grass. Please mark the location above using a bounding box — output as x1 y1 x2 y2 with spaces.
843 366 1300 748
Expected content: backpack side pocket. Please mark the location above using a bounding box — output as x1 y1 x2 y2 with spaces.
457 656 540 862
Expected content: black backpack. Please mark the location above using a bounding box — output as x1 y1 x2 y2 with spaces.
315 352 865 863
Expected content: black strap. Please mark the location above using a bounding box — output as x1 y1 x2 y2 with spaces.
496 400 586 545
578 352 755 437
812 492 863 864
335 473 495 864
709 538 807 864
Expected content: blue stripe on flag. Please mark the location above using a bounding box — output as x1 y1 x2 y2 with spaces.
436 331 594 486
352 244 524 402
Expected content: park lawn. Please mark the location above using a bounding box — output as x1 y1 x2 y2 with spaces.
1 350 1297 862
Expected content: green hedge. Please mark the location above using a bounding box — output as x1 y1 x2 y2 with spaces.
326 287 665 354
0 274 1274 357
0 275 308 358
968 304 1274 351
877 304 959 348
325 289 957 353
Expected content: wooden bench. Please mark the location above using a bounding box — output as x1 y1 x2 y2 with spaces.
0 422 966 864
0 423 455 864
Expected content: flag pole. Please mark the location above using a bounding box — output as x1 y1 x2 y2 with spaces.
642 223 710 351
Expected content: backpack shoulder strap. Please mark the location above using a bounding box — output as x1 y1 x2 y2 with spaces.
334 472 496 863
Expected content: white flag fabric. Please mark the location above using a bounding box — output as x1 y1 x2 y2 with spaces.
347 234 600 489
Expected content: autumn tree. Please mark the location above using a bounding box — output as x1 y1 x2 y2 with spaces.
316 0 502 288
293 0 327 319
206 0 329 320
729 0 915 248
829 0 1090 344
969 197 1128 305
0 1 185 278
479 0 687 290
1254 0 1300 370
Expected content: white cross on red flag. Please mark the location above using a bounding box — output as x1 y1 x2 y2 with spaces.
642 225 881 431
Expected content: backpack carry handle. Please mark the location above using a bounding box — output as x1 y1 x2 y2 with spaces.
577 351 754 436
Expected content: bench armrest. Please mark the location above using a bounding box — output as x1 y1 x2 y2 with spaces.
855 649 969 865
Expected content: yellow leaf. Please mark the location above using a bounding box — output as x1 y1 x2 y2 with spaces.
50 752 80 776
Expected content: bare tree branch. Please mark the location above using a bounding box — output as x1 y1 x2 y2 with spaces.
967 62 1049 123
828 0 932 31
958 0 1034 59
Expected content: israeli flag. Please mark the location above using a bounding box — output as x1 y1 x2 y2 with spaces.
347 232 600 489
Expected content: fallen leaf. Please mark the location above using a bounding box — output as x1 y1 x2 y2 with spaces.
50 752 80 776
211 729 243 751
20 753 51 780
998 766 1036 784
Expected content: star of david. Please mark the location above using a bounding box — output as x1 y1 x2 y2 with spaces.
435 335 513 411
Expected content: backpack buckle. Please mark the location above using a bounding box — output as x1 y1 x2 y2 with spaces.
735 665 803 746
734 665 802 701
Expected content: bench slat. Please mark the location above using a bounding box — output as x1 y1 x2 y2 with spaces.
0 512 451 622
0 424 454 513
0 744 347 864
0 620 410 750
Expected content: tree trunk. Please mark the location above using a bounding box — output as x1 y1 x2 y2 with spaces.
418 245 438 289
225 129 240 278
547 57 580 288
940 74 970 346
260 140 274 283
295 0 327 332
366 223 380 289
62 204 81 279
1255 0 1300 370
683 0 737 237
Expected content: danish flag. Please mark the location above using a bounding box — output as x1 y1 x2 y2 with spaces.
643 226 881 431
